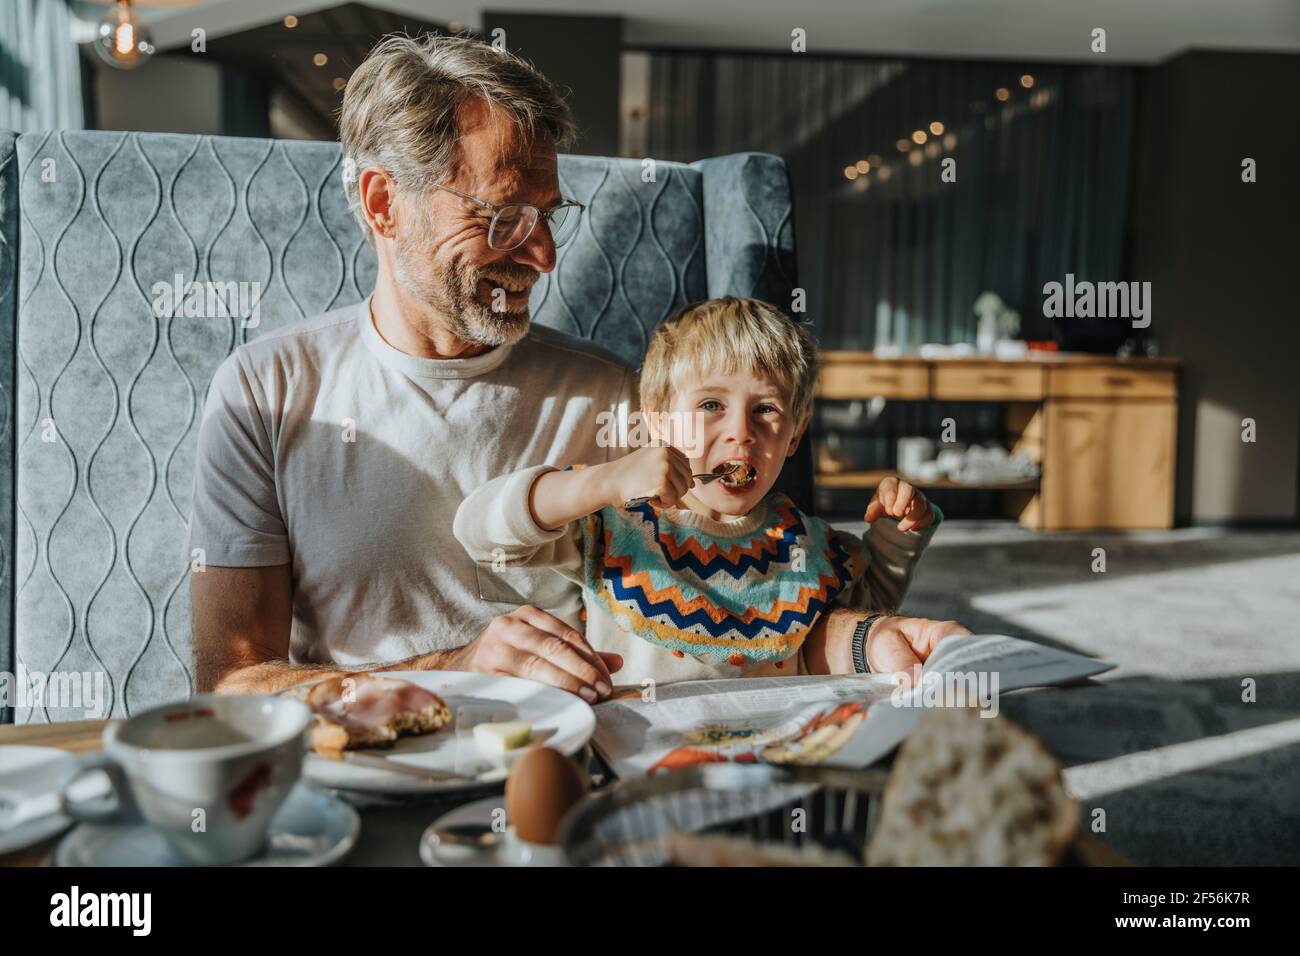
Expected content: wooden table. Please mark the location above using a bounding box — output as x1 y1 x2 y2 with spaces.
1 721 111 866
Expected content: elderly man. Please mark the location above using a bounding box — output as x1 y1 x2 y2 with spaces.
190 34 967 702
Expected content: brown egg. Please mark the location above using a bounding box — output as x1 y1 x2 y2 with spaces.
505 747 589 845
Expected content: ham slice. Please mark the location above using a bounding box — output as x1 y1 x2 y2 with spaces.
287 673 451 758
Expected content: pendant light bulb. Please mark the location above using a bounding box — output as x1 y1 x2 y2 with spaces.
95 0 155 70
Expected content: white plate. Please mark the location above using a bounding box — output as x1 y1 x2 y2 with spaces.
302 671 595 794
54 783 359 867
0 746 81 855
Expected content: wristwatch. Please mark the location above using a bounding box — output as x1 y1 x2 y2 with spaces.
851 613 890 674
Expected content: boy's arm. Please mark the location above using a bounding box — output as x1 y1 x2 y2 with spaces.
852 505 943 611
453 445 696 572
452 465 585 573
531 443 694 531
529 465 619 532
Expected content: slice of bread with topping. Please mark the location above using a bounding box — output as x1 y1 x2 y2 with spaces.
284 672 451 758
867 707 1078 866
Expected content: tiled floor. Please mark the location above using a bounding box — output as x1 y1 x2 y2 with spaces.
834 518 1300 865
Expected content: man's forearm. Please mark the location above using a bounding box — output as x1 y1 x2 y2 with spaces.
803 607 875 675
210 648 461 695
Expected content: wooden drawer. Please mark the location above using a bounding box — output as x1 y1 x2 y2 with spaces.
932 364 1043 401
1043 401 1176 529
1048 366 1176 399
818 362 929 399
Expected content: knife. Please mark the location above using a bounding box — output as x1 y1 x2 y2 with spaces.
340 751 508 785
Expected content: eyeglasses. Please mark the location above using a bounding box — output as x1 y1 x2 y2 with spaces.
431 183 585 252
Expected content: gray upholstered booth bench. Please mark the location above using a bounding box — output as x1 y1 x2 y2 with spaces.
0 130 804 724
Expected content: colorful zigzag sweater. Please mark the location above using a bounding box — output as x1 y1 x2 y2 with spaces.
454 464 940 685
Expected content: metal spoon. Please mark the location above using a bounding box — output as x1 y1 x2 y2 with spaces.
428 822 501 850
420 822 503 865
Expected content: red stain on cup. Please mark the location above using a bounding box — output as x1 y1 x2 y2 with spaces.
227 762 272 820
164 707 214 723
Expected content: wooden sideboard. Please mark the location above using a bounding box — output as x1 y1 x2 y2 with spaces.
815 351 1181 531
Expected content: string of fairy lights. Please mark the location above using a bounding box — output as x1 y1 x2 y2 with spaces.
842 72 1051 188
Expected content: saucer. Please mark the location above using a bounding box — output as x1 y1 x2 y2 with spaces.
0 746 93 855
54 782 359 867
418 797 567 867
419 796 506 867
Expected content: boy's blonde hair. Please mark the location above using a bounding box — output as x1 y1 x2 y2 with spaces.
639 297 819 424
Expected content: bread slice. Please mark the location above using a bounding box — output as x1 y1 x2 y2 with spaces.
284 672 451 758
866 707 1078 866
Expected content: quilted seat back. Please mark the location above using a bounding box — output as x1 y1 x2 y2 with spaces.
0 130 799 722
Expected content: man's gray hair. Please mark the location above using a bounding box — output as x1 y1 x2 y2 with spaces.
339 33 577 242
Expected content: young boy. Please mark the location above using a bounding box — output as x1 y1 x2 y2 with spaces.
453 297 940 688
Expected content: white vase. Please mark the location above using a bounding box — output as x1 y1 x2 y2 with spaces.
976 310 999 355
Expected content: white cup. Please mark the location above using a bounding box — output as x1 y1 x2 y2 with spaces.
896 437 935 478
59 694 312 865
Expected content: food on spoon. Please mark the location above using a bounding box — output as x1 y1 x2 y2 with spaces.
473 720 534 757
284 672 451 758
716 460 756 488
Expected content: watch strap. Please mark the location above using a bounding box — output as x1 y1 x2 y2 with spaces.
851 613 888 674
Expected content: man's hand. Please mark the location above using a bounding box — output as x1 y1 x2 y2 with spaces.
867 615 971 687
444 605 623 703
801 607 969 677
865 476 935 533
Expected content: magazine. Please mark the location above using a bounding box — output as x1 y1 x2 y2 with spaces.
592 634 1114 779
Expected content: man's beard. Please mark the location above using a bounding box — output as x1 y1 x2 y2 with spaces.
393 230 535 348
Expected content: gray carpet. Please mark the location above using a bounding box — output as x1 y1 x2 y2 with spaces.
834 518 1300 866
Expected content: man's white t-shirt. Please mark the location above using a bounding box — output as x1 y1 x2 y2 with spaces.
186 297 635 666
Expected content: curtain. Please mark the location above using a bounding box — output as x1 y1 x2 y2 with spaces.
644 51 1135 349
1 0 84 131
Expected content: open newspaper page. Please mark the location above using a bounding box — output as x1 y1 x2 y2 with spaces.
593 634 1114 779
